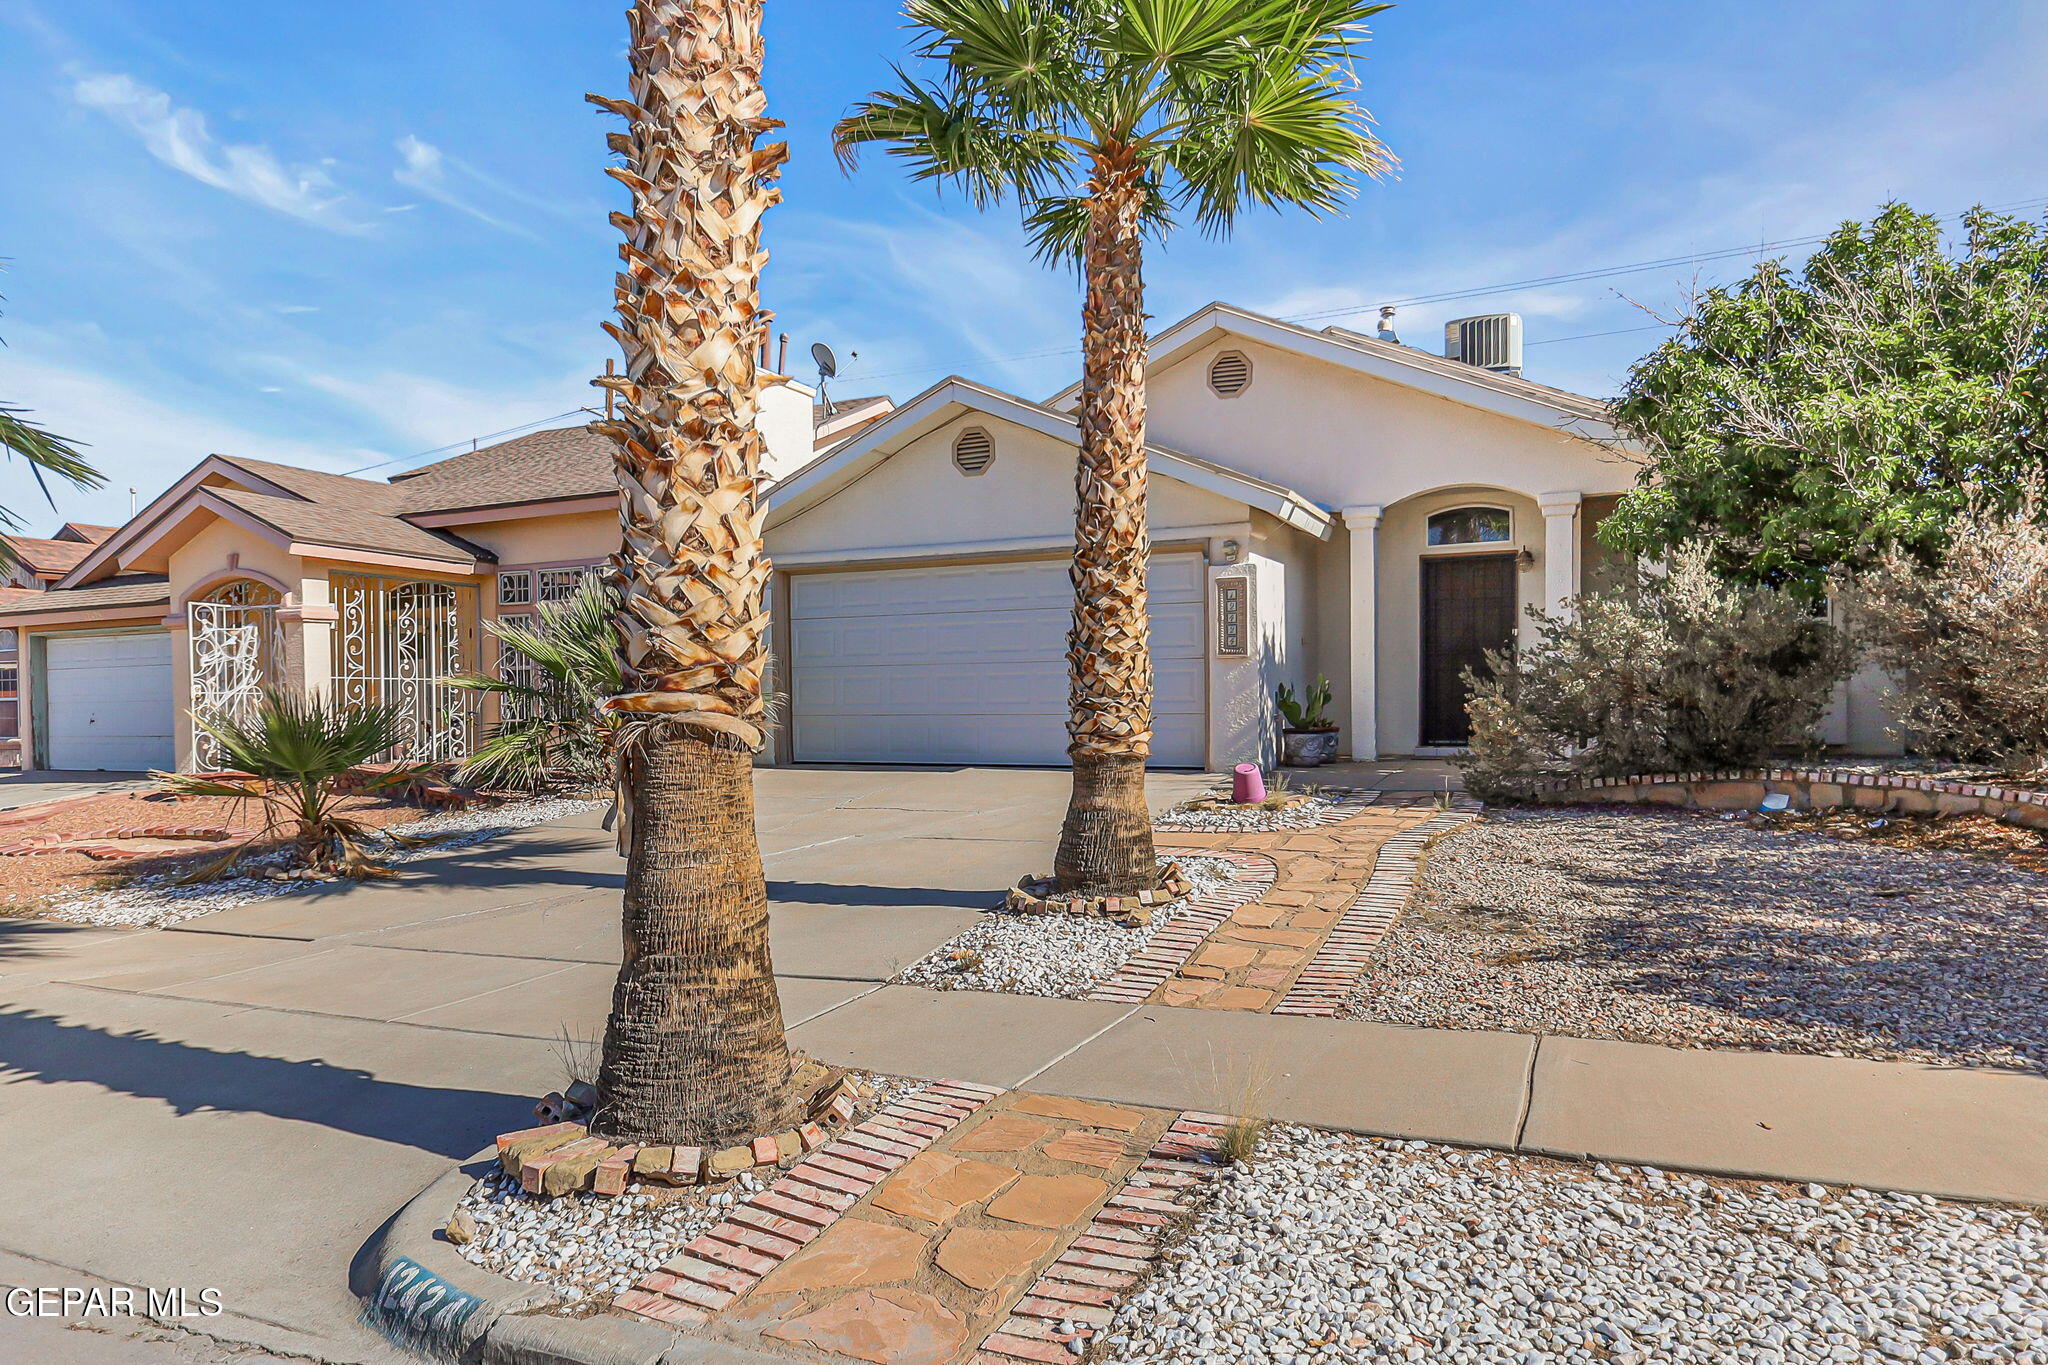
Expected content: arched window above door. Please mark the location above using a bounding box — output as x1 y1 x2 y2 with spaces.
1426 506 1511 547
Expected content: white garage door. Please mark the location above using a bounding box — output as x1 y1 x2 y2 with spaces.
45 632 176 771
789 554 1207 767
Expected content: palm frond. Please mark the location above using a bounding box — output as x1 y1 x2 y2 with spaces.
448 576 622 792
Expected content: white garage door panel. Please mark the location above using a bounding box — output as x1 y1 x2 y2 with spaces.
791 555 1206 767
45 633 176 771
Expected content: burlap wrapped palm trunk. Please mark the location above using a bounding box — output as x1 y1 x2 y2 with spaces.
1054 152 1162 895
586 0 798 1147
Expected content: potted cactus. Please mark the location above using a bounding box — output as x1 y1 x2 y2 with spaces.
1276 675 1340 766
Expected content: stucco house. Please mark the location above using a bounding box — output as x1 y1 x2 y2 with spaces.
0 301 1896 774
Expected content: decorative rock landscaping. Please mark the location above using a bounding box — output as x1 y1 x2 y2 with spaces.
1096 1125 2048 1365
1347 806 2048 1072
898 856 1247 999
5 795 605 928
1152 787 1378 834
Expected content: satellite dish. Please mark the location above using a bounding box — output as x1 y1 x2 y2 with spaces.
810 343 838 380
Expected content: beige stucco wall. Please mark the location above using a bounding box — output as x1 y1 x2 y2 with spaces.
1144 338 1631 511
463 510 617 572
759 380 817 486
165 517 313 770
768 413 1250 560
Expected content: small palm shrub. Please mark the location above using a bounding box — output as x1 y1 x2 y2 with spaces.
158 689 428 879
1460 544 1849 801
1849 488 2048 772
448 577 623 792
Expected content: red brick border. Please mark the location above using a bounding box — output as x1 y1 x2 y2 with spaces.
1084 851 1278 1004
610 1080 1003 1327
972 1112 1231 1363
1273 806 1477 1016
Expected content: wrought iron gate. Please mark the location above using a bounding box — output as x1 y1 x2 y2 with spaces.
333 574 478 762
189 580 284 768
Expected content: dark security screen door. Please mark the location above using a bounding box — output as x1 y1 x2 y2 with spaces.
1421 553 1518 746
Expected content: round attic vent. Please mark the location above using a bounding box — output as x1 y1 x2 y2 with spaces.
953 426 995 475
1208 349 1252 397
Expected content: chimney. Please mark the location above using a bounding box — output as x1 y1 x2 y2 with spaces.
1375 306 1399 345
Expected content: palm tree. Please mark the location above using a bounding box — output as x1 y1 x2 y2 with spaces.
447 576 624 792
582 0 800 1147
158 689 425 880
836 0 1394 894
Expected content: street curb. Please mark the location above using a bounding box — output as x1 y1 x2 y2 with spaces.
360 1147 783 1365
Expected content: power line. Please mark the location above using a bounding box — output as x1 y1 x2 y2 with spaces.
347 191 2046 468
831 192 2048 386
342 406 599 477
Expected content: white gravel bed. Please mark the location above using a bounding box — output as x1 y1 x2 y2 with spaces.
895 855 1239 998
29 796 605 929
454 1071 913 1308
1156 794 1342 833
455 1165 735 1307
1345 807 2048 1073
1100 1126 2048 1365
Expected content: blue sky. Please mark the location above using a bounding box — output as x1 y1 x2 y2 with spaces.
3 0 2046 528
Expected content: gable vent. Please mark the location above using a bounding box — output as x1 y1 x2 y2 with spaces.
1208 349 1252 397
952 426 995 475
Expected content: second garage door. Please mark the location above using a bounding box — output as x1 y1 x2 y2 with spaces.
789 554 1207 767
44 632 176 771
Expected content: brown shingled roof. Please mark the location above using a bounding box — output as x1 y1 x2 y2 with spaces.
388 425 616 512
2 535 97 575
207 487 488 563
0 574 169 615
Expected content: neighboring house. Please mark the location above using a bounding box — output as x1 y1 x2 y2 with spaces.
0 302 1898 774
0 381 814 773
1 522 117 764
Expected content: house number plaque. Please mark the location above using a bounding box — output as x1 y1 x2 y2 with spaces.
1215 576 1251 657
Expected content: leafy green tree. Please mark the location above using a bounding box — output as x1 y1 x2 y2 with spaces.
1601 204 2048 595
836 0 1393 893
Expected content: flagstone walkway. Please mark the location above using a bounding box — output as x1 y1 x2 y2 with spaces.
612 1083 1226 1365
1089 795 1475 1016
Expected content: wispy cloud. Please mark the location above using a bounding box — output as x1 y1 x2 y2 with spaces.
392 135 541 240
70 72 371 234
0 349 388 527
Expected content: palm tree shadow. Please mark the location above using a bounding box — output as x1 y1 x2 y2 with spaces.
767 881 992 909
0 1006 533 1157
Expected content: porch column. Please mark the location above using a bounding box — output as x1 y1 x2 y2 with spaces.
1341 504 1382 761
1538 492 1582 619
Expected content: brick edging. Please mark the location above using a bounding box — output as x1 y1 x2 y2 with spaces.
973 1111 1231 1364
1273 807 1478 1017
0 825 247 859
1151 785 1382 833
1083 851 1278 1004
1531 768 2048 830
609 1080 1002 1327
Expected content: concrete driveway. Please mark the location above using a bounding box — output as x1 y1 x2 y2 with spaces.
0 765 1210 1362
0 770 154 811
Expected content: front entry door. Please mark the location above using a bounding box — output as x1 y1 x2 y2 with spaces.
1421 553 1518 746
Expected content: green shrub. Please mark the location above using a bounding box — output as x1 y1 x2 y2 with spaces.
1849 488 2048 772
448 576 623 792
1459 545 1849 801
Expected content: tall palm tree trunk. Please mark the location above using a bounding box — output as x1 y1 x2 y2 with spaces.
1054 150 1160 894
586 0 797 1147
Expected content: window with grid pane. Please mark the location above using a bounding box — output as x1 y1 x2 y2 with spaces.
498 571 532 605
537 568 587 602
